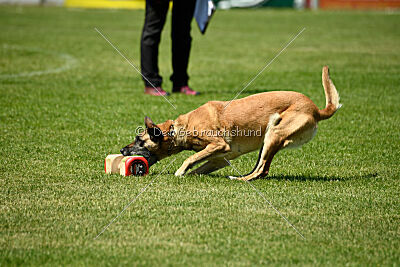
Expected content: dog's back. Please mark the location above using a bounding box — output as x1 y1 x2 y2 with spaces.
186 66 341 133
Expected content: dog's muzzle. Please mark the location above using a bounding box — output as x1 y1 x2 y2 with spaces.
120 146 158 167
120 147 131 156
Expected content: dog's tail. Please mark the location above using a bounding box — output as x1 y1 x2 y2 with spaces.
318 66 342 121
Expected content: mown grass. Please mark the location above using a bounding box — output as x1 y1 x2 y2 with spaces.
1 5 399 266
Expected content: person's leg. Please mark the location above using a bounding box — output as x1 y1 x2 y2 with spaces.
140 0 169 88
170 0 196 91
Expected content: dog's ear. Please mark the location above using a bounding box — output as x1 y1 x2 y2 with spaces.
144 116 156 129
145 116 163 143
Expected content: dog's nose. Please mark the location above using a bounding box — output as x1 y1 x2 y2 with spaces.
120 148 128 156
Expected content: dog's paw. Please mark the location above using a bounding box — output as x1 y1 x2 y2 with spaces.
174 168 186 177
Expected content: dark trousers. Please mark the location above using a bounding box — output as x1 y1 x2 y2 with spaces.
140 0 196 90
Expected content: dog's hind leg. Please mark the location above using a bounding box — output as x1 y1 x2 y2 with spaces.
232 112 316 181
188 159 230 175
229 113 282 181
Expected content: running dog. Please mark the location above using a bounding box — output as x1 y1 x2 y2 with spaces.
120 66 341 181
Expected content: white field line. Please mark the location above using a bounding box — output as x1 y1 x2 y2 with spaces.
0 44 78 79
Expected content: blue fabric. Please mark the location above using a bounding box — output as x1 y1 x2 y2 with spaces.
194 0 215 34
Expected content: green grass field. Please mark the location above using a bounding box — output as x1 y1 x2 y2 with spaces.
1 5 400 265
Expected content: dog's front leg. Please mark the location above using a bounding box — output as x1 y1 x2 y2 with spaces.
188 159 230 175
175 142 229 176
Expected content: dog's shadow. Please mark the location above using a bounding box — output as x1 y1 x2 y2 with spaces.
267 173 377 182
152 167 377 182
202 172 378 182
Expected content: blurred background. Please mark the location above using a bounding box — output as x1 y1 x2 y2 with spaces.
1 0 400 9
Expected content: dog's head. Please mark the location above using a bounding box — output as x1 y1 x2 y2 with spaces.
120 116 173 167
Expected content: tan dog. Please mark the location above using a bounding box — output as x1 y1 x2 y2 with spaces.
120 66 341 181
